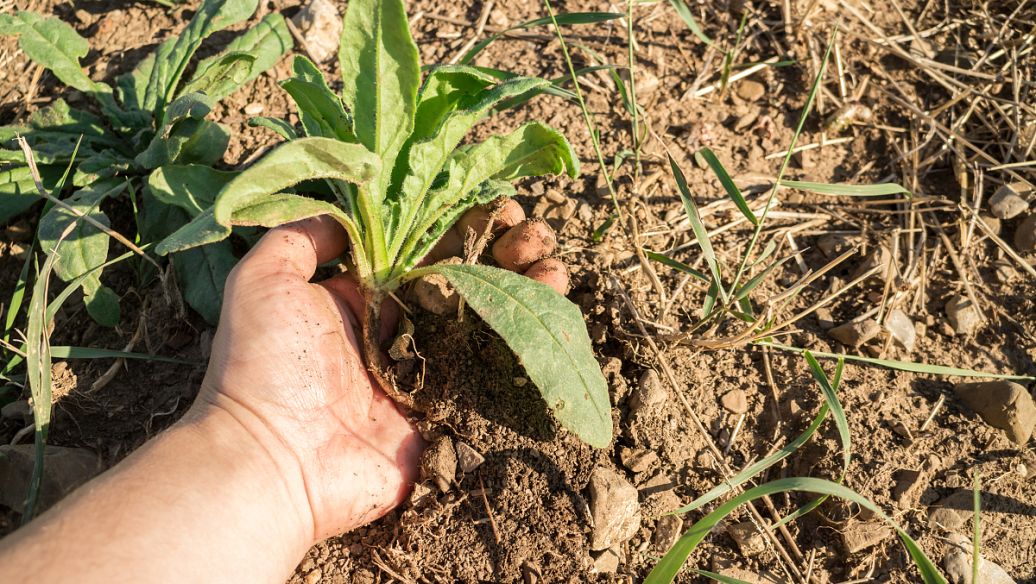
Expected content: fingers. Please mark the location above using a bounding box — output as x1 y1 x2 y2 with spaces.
523 257 570 295
455 199 525 238
491 219 556 272
235 215 349 282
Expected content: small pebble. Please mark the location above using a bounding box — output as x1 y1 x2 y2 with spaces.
954 380 1036 445
243 102 264 116
735 79 766 101
454 441 485 474
988 182 1030 219
629 369 668 415
726 521 765 556
292 0 343 63
420 436 456 493
828 319 881 347
945 294 981 336
720 389 749 414
885 309 916 352
587 467 641 551
619 447 658 474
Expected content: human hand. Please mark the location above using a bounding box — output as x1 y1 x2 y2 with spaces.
186 202 570 544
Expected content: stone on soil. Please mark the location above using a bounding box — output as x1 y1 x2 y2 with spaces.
292 0 342 63
954 381 1036 445
587 467 641 551
891 468 926 510
943 533 1017 584
945 294 982 336
1014 213 1036 252
989 183 1030 219
618 447 658 474
590 547 621 573
851 246 893 281
652 515 683 552
454 441 485 474
726 521 766 556
0 445 100 511
629 369 668 415
420 436 456 492
885 309 917 352
720 389 749 414
828 319 881 347
841 520 892 553
735 79 766 101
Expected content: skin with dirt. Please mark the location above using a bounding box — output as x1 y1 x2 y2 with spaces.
1 0 1034 583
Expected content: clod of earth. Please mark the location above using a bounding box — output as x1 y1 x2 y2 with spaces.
851 245 893 282
0 445 100 512
1013 213 1036 252
840 519 893 554
628 369 668 415
414 258 463 316
590 546 621 574
885 309 917 352
587 467 641 551
651 515 683 553
618 447 658 474
953 381 1036 446
828 319 881 348
291 0 342 63
453 441 485 474
943 533 1018 584
735 79 766 102
891 468 926 510
720 388 749 414
726 521 766 557
945 294 982 336
419 436 456 493
989 182 1030 219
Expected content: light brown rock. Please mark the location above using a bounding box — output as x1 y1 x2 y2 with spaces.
885 309 916 352
829 319 881 347
455 441 485 474
587 467 641 551
840 520 892 553
945 294 982 336
420 436 456 493
1015 213 1036 252
629 369 668 415
720 389 749 414
292 0 342 63
954 381 1036 445
989 183 1030 219
726 521 766 556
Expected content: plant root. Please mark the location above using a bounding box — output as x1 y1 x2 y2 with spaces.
361 290 424 413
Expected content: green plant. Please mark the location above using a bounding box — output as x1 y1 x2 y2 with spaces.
0 0 293 324
154 0 611 447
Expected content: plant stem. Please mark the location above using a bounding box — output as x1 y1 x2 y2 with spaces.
626 0 641 180
360 289 416 411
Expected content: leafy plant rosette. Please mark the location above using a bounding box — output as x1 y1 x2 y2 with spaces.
0 0 293 324
153 0 612 447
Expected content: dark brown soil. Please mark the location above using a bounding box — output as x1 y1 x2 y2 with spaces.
2 0 1035 583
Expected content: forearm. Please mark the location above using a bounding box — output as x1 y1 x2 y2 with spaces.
0 404 313 584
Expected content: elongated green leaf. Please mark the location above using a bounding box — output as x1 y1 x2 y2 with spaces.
459 12 624 64
50 346 197 364
175 241 236 324
178 52 256 102
669 154 727 303
339 0 420 198
0 167 42 223
699 148 756 225
184 13 292 101
248 116 298 140
0 12 115 108
24 248 55 522
804 352 851 471
759 341 1035 381
645 250 709 283
281 56 355 141
692 570 752 584
394 123 578 276
388 76 551 260
156 138 379 255
668 0 713 45
116 52 156 113
778 179 911 198
734 255 791 300
143 0 259 116
647 478 946 584
135 92 215 169
426 264 611 447
147 164 238 216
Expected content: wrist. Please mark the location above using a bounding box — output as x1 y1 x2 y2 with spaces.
180 395 317 550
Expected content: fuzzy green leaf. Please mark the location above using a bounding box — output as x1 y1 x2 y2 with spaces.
394 123 578 276
427 264 611 447
339 0 420 198
185 13 292 102
388 76 551 257
0 12 115 105
175 241 236 324
135 93 230 169
248 116 299 140
281 56 355 141
178 52 256 101
147 164 239 216
156 138 379 255
142 0 259 116
0 167 43 223
84 285 120 327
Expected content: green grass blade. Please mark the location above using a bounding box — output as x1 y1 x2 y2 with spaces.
669 154 727 302
3 239 34 341
759 341 1035 381
734 255 791 300
647 478 947 584
668 0 713 45
460 12 623 65
50 346 198 365
804 352 851 471
645 250 709 283
779 179 911 198
699 147 756 224
23 252 54 524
